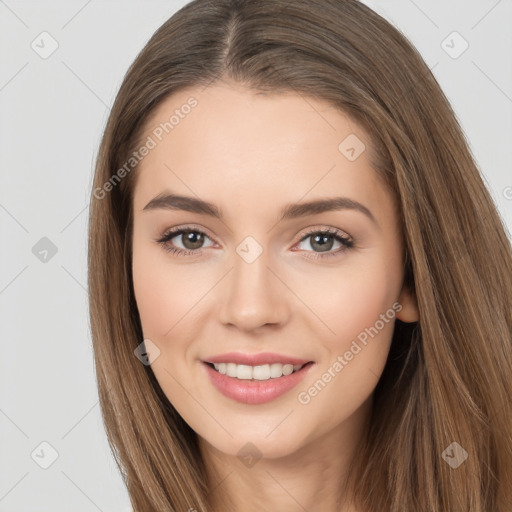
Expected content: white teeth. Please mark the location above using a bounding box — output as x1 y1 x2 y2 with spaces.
253 364 270 380
236 364 253 380
211 362 305 380
226 362 237 377
282 364 294 376
270 363 283 378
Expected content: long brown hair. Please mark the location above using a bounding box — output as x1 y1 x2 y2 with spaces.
87 1 512 510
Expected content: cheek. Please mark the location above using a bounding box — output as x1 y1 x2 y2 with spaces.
132 235 218 343
132 236 185 339
294 260 402 432
299 257 401 348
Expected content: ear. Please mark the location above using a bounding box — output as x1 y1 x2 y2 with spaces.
396 283 419 323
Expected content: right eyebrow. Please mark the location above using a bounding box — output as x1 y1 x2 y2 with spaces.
143 192 222 218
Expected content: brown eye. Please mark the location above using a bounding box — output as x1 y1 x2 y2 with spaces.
155 226 215 256
179 230 206 250
294 228 354 260
309 233 336 252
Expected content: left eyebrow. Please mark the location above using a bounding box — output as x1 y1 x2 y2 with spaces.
143 192 377 226
279 196 377 225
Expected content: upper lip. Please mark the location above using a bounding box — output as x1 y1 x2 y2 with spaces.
203 352 312 366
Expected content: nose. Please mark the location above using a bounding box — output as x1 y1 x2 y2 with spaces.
218 246 289 332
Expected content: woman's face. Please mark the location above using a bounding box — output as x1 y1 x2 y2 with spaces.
131 81 418 459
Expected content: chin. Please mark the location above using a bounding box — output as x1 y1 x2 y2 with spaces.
199 426 306 461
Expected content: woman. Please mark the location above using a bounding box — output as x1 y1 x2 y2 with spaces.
87 0 512 510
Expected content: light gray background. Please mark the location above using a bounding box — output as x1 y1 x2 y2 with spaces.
1 1 511 510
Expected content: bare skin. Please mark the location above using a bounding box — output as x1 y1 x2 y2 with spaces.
131 79 419 512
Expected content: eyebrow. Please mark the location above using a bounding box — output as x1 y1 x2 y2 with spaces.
143 192 377 225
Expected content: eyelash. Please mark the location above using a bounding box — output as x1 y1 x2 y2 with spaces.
155 225 354 260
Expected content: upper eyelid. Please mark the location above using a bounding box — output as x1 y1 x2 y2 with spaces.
159 224 216 243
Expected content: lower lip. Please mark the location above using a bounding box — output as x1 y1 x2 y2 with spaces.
202 361 314 405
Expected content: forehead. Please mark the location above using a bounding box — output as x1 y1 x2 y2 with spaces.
132 82 391 221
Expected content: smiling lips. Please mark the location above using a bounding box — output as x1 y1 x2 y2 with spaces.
202 352 314 404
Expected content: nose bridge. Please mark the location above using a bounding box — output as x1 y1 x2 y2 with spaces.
219 237 287 330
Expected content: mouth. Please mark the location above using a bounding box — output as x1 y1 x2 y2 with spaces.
204 361 312 380
202 360 315 405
